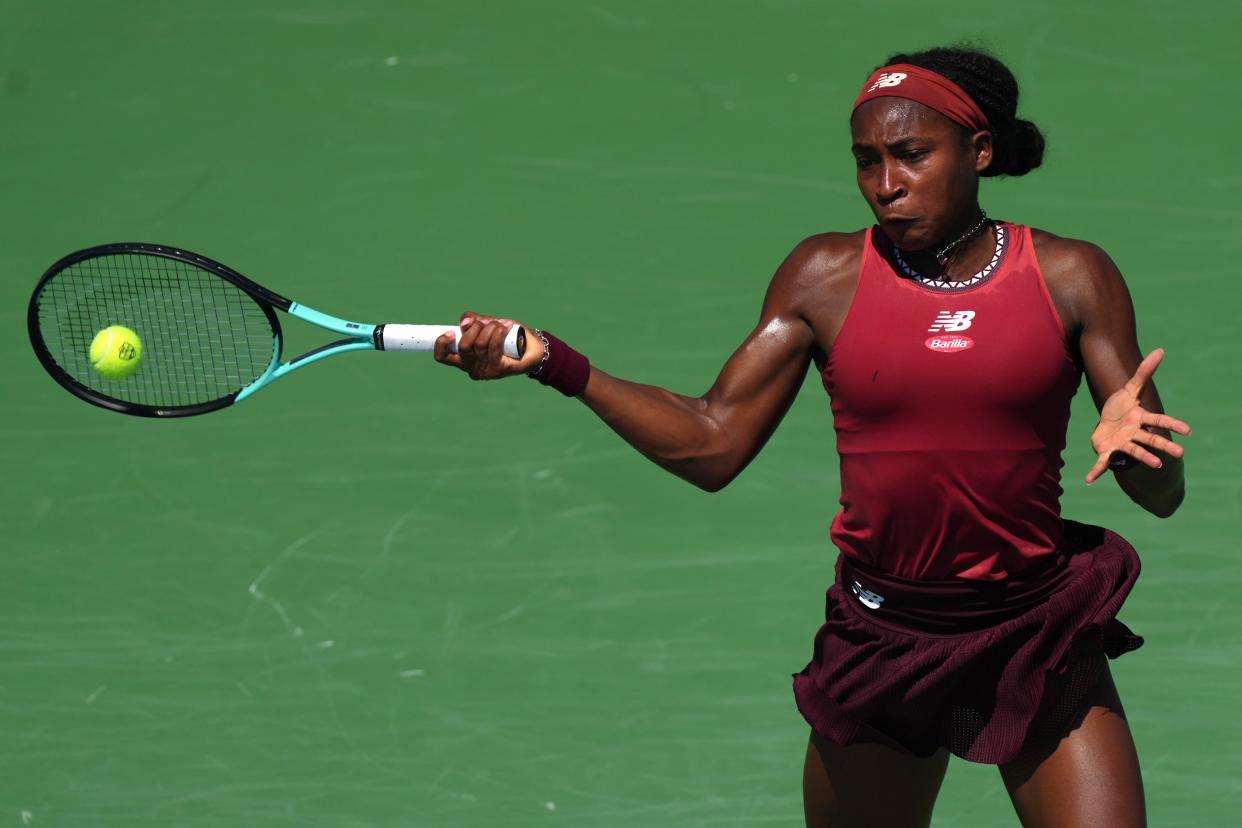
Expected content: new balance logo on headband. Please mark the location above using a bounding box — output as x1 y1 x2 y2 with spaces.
866 72 907 92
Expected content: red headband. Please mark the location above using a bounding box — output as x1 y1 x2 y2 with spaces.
852 64 990 133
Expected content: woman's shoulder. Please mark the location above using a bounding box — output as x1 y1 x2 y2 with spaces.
800 228 870 258
774 229 870 289
1024 225 1131 332
1026 226 1119 277
762 231 870 349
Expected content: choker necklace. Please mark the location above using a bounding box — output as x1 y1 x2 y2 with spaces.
892 223 1007 291
935 210 990 265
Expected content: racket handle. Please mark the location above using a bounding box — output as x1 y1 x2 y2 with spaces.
378 323 526 359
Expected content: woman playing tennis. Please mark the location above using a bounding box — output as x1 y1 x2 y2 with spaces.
435 45 1189 828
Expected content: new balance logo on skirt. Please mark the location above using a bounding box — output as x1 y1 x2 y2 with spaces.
925 310 975 353
851 580 885 610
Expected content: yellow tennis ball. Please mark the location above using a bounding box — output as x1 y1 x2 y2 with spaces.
89 325 143 380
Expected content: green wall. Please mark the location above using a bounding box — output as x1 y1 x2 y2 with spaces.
2 2 1237 824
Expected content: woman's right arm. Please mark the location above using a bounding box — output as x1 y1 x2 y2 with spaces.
437 236 849 492
578 302 814 492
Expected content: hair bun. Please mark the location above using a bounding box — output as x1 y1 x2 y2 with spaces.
1003 118 1046 176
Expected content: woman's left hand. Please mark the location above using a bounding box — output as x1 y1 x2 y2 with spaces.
1085 348 1192 484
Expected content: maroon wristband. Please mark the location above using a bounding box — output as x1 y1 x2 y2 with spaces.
528 329 590 397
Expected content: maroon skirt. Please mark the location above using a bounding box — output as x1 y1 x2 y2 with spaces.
792 520 1144 765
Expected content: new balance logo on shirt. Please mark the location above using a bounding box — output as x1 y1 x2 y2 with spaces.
927 310 975 332
925 310 976 353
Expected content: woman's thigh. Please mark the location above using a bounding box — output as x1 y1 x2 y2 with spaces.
803 730 949 828
999 659 1146 827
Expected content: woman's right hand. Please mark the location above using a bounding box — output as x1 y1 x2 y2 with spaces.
433 312 546 380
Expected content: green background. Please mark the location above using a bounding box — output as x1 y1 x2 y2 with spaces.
2 1 1238 825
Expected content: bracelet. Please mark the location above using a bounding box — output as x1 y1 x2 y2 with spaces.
527 329 590 397
1107 426 1164 473
1108 452 1139 472
528 329 551 378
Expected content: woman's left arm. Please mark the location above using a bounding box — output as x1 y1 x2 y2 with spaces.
1066 242 1191 516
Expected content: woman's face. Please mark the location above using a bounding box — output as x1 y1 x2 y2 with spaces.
850 98 992 251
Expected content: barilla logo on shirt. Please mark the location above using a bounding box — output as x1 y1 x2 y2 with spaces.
925 310 976 353
925 335 974 353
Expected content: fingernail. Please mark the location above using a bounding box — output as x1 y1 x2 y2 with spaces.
461 317 473 327
500 319 515 326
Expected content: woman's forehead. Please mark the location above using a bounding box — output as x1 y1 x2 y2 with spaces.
850 98 959 144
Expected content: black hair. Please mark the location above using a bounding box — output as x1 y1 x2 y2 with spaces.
880 45 1045 177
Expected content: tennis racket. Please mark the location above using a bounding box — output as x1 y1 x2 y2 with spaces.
28 242 525 417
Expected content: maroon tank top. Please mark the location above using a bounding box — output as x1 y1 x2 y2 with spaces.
823 223 1080 581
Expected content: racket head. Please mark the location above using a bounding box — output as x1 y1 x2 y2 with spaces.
28 243 287 417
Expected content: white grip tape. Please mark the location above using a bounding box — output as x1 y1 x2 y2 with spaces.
381 324 523 358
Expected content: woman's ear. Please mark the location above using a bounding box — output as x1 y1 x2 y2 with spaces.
973 131 994 173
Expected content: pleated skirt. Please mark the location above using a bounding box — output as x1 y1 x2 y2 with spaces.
792 520 1144 764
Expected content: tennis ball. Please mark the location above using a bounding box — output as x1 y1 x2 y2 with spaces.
89 325 143 380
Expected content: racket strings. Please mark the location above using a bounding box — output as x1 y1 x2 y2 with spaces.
35 254 277 408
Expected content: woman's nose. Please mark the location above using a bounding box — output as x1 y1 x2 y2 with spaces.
876 162 905 205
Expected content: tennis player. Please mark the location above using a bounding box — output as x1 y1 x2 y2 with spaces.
435 45 1189 828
